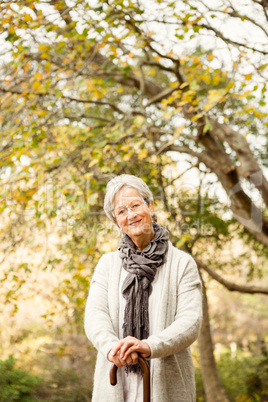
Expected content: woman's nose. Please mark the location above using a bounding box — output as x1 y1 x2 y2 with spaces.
127 209 137 219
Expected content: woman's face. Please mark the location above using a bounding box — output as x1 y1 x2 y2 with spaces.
113 187 154 240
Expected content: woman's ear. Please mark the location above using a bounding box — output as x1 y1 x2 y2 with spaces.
149 201 157 223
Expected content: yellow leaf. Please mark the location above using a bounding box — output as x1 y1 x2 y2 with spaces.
83 172 93 180
103 145 111 152
138 149 148 160
32 81 40 90
24 13 32 22
88 159 98 168
225 82 235 91
34 72 43 79
244 74 252 81
176 235 191 248
123 152 133 160
41 52 49 59
207 89 225 103
175 125 185 133
191 113 203 121
122 145 131 151
203 104 214 112
167 96 175 104
38 44 49 51
212 76 221 85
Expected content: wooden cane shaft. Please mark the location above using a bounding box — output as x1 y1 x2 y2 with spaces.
109 355 150 402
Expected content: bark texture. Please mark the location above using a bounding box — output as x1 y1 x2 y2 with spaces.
198 271 230 402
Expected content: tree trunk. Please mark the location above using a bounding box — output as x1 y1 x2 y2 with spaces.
198 271 230 402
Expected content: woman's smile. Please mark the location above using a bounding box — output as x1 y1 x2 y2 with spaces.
129 219 142 226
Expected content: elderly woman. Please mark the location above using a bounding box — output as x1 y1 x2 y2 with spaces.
84 174 202 402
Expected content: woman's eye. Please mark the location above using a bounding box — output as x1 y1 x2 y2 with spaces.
118 209 125 215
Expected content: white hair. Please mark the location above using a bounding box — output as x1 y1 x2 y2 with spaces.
104 174 155 223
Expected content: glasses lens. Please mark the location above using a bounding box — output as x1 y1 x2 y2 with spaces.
129 200 144 210
114 199 144 218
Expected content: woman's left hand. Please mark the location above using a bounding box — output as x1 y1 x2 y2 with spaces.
109 336 151 361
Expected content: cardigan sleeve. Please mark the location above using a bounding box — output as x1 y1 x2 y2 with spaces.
84 254 119 360
144 255 202 359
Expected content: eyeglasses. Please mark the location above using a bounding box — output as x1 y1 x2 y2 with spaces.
113 198 146 219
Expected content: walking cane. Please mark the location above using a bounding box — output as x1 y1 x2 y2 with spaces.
110 355 150 402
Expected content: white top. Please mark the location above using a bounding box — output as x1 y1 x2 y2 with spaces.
84 241 203 402
119 267 163 402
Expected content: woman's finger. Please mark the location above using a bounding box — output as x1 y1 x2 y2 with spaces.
110 339 125 356
122 341 151 360
109 348 128 368
119 337 137 357
122 345 137 360
131 351 138 365
125 355 133 365
110 336 136 357
122 340 143 358
125 351 138 366
111 353 127 368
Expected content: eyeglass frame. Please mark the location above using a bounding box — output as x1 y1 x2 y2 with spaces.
112 197 150 219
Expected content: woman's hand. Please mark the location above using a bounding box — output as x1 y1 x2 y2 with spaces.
109 336 151 362
108 346 138 367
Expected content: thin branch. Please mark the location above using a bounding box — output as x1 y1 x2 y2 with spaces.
198 0 268 31
227 7 268 37
146 84 181 107
196 22 268 55
0 86 125 115
63 97 125 114
141 60 178 74
64 114 115 123
167 163 199 185
160 144 218 172
138 63 146 113
124 14 184 76
257 0 268 21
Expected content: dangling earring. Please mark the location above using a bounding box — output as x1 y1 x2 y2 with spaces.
152 213 157 224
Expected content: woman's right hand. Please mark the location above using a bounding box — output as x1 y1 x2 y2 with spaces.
108 348 138 367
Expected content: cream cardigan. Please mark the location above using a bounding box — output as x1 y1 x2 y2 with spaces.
84 241 202 402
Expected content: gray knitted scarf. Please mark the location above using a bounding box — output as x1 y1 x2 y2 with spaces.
118 223 169 374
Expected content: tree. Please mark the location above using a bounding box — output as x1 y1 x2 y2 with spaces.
0 0 268 400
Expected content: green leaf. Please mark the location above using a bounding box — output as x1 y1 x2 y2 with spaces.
203 123 213 133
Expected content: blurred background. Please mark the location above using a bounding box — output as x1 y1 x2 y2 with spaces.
0 0 268 400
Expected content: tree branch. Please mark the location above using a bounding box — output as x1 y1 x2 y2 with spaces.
146 84 181 107
64 114 115 123
211 120 268 208
0 86 126 115
195 257 268 295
